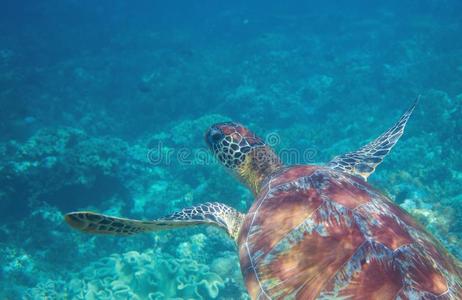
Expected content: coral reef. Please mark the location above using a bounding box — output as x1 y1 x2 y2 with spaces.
24 249 239 300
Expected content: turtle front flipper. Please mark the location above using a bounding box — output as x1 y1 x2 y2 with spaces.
329 97 418 180
65 202 244 241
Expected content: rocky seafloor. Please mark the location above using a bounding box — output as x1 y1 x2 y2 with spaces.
1 1 462 299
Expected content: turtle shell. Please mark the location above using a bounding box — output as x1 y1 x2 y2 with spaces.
238 165 462 300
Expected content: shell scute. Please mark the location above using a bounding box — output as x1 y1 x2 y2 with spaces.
256 201 365 299
268 165 317 187
396 246 448 296
313 170 372 209
239 166 462 300
245 188 323 256
356 204 414 251
323 242 403 300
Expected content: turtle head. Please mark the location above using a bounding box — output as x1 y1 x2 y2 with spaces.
205 122 282 194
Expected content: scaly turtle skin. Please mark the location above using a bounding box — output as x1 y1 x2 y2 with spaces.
65 99 462 299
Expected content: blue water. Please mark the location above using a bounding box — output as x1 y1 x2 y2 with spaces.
1 1 461 299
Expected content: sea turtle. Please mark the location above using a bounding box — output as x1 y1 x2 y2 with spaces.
65 100 462 299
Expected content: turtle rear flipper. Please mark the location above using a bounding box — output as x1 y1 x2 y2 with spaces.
329 97 418 180
65 202 244 240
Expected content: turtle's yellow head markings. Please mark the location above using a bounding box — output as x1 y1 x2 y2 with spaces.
206 122 282 194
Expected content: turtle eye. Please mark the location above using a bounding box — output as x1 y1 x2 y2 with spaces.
211 132 223 143
206 128 224 145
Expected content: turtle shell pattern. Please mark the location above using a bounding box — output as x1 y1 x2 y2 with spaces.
238 166 462 299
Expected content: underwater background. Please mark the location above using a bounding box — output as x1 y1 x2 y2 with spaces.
1 0 461 299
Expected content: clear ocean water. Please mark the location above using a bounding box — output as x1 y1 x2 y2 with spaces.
1 1 461 299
